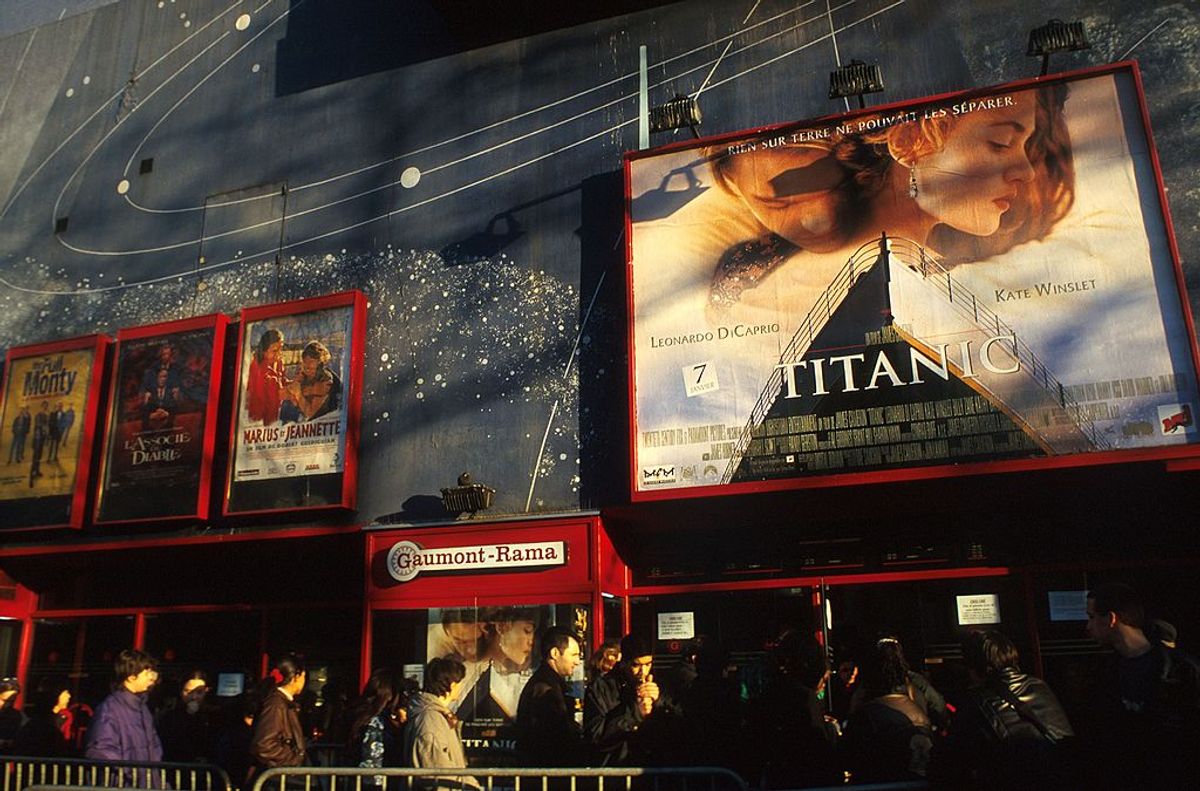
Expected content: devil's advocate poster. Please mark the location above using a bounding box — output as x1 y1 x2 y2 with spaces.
95 316 226 523
627 64 1199 497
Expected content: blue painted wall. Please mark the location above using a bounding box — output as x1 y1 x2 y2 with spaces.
0 0 1195 523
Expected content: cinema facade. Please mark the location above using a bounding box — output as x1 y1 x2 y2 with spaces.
1 0 1200 767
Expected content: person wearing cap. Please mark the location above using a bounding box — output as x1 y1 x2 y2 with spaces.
582 634 663 765
1148 618 1177 649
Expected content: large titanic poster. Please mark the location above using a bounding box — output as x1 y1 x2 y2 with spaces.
627 64 1199 497
94 316 227 523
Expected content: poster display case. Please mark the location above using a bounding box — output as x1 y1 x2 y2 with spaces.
94 314 228 524
224 290 366 516
0 334 110 530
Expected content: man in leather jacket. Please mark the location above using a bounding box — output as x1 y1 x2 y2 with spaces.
934 630 1073 789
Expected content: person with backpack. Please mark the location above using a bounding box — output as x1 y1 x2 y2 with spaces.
933 630 1073 790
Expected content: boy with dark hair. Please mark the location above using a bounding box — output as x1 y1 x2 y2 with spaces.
85 650 163 777
406 657 478 788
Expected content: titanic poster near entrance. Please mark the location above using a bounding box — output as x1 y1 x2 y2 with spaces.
625 63 1199 498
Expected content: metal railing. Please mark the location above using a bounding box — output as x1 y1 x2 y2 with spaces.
250 767 747 791
2 758 232 791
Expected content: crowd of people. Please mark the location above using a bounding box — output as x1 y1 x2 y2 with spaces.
0 583 1196 789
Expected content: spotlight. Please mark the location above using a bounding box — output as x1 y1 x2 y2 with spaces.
440 471 495 514
828 60 884 109
649 94 702 138
1027 19 1090 76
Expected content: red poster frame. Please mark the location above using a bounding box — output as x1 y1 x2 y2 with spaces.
93 313 229 525
0 333 110 530
223 290 366 516
623 61 1200 502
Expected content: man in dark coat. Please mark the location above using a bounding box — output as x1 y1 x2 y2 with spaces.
1083 583 1200 787
583 634 662 765
8 407 30 464
47 402 64 461
515 626 587 767
29 401 49 484
86 650 163 785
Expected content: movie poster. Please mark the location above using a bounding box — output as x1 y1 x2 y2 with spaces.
95 323 223 522
426 605 588 765
0 348 96 503
232 305 353 482
627 65 1199 496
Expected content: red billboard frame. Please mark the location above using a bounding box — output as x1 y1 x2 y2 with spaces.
223 290 367 516
623 61 1200 502
93 313 229 525
0 333 110 530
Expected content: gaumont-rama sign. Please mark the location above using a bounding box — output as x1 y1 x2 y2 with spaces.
386 539 566 582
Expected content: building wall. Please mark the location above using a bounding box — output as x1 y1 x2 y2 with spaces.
0 0 1197 524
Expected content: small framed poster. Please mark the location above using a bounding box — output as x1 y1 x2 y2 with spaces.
94 314 229 524
224 290 366 515
0 334 110 530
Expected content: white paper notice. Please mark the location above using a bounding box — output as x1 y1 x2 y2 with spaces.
956 594 1001 625
657 611 696 640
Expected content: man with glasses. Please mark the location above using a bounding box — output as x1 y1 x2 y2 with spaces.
86 650 163 776
583 634 663 765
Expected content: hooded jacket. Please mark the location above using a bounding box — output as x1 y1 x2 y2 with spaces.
405 693 479 789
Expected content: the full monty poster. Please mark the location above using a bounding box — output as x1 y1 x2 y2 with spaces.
231 304 353 483
0 350 96 500
95 317 225 523
627 64 1199 496
0 335 108 529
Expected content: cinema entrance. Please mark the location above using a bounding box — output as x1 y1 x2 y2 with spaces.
363 515 626 765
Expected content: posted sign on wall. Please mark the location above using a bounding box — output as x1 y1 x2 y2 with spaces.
626 64 1198 498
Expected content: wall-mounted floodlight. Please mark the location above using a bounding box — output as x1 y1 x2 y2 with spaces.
1027 19 1090 76
829 60 884 109
441 471 495 514
649 94 703 138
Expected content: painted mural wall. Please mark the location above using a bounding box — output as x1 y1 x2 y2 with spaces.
0 0 1196 523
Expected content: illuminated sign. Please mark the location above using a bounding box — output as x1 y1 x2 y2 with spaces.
386 539 566 582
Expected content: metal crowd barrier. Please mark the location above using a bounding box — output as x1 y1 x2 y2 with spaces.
776 784 927 791
251 767 748 791
3 758 232 791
